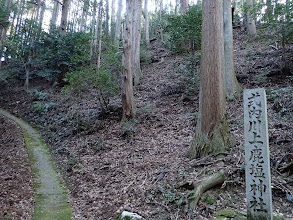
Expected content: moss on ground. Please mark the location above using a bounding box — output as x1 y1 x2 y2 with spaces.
0 109 72 220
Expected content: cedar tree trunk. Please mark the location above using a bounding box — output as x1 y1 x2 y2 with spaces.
188 0 234 159
122 0 135 120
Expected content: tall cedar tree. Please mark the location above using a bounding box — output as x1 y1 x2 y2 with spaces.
188 0 234 159
122 0 135 120
60 0 70 36
132 0 142 85
223 0 241 98
246 0 256 35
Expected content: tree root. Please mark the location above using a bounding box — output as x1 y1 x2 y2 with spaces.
188 170 226 211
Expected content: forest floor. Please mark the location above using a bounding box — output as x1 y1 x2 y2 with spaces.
0 28 293 219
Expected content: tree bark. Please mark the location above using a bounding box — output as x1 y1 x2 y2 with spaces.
188 0 234 159
246 0 256 36
189 170 226 210
80 0 89 31
223 0 241 99
132 0 142 85
0 0 11 69
60 0 70 36
39 0 46 29
50 0 60 31
90 0 97 57
111 0 116 41
145 0 150 47
105 0 109 37
122 0 135 120
15 0 24 35
94 4 101 56
97 7 103 70
115 0 122 42
180 0 188 14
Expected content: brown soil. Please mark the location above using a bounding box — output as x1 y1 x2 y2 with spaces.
0 115 33 219
0 28 292 219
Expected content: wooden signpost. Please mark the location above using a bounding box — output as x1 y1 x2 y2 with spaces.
244 88 273 220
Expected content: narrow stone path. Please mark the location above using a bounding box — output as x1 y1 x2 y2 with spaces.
0 109 72 220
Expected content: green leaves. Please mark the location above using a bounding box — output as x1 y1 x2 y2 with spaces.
0 1 10 29
4 31 92 81
164 5 202 53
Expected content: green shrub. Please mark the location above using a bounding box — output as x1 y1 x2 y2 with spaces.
33 101 56 114
4 30 91 81
171 54 201 96
63 65 118 112
163 5 202 53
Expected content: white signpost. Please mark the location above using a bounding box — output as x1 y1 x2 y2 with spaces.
244 88 273 220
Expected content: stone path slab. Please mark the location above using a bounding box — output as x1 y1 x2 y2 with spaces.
0 109 72 220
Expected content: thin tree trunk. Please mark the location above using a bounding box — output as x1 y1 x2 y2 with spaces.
145 0 150 47
94 4 101 59
246 0 256 36
105 0 109 36
60 0 70 36
180 0 188 14
122 0 135 120
132 0 142 85
97 7 103 70
34 0 41 28
0 0 11 69
111 0 116 41
15 0 24 35
115 0 122 42
80 0 89 31
50 0 60 31
159 0 163 41
90 0 97 57
188 0 234 159
38 0 46 31
223 0 241 99
175 0 178 15
9 0 18 36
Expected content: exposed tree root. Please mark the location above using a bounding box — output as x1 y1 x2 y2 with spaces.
188 170 226 211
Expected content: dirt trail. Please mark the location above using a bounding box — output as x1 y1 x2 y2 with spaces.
0 109 72 220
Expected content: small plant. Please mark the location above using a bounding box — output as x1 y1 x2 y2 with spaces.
171 54 201 96
29 89 48 100
204 195 216 205
66 155 77 172
120 119 136 139
161 189 177 203
63 65 118 113
140 43 152 65
164 5 202 53
93 136 104 152
32 101 56 114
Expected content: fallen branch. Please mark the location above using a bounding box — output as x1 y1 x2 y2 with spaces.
188 170 226 210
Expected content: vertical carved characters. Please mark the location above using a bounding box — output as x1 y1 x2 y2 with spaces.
244 88 273 220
